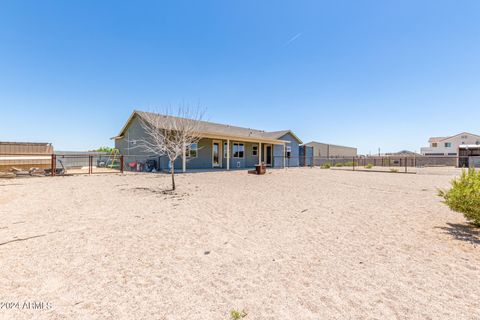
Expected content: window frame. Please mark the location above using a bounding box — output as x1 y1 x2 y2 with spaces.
232 142 245 158
252 145 258 156
444 142 452 148
285 145 292 158
187 143 198 158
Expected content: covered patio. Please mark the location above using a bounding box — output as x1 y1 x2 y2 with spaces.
178 135 290 172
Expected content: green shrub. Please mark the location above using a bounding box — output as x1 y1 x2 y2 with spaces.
95 146 114 153
320 163 331 169
343 161 357 167
439 169 480 226
365 163 373 169
335 163 344 167
230 309 247 320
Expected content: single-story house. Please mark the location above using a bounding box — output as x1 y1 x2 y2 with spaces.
113 111 303 172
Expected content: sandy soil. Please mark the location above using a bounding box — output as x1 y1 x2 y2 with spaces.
0 168 479 319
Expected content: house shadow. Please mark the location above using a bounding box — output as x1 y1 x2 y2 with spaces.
436 223 480 246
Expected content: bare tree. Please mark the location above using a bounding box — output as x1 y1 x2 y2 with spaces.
136 107 204 190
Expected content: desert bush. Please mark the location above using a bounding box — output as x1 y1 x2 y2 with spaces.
320 163 331 169
344 161 357 167
335 163 344 167
439 169 480 226
389 168 398 173
230 309 247 320
365 163 373 169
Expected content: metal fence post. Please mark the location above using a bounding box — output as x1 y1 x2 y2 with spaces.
120 155 124 174
51 154 56 176
353 157 355 171
89 155 92 174
405 157 407 173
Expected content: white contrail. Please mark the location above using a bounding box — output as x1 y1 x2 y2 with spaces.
283 33 302 47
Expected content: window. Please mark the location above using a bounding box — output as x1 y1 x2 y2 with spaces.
187 143 198 158
461 135 468 139
476 141 480 145
444 142 452 148
448 153 457 156
285 146 292 158
233 143 244 158
224 143 228 158
431 143 438 147
252 145 258 156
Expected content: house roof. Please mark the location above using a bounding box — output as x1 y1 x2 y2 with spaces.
428 137 447 143
114 111 299 145
387 150 422 156
429 132 480 143
263 130 303 144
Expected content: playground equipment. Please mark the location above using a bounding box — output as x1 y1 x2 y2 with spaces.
97 149 120 169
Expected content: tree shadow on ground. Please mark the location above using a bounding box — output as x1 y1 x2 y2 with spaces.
129 187 189 199
436 223 480 246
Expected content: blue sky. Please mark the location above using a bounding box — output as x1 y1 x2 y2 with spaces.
0 1 479 154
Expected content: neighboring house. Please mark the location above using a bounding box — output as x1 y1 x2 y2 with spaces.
458 145 480 167
420 132 480 156
0 141 53 171
113 111 303 171
303 141 357 158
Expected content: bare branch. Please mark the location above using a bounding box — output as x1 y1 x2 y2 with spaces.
134 106 205 190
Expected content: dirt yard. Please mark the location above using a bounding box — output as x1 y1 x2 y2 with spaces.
0 168 478 319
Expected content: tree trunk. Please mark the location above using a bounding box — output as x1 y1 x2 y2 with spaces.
170 160 175 190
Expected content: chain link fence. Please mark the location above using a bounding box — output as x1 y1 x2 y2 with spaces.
275 155 477 174
3 153 478 177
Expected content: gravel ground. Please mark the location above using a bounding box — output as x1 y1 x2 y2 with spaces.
0 168 478 319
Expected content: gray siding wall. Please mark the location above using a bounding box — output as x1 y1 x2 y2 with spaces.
273 145 283 168
243 141 260 168
274 133 300 167
222 140 258 169
115 115 164 170
115 115 154 157
171 138 213 170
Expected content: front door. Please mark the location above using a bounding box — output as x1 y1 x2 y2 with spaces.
265 145 272 166
212 140 222 168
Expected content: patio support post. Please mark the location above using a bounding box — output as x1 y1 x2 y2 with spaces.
182 142 186 173
259 142 262 165
226 139 230 170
